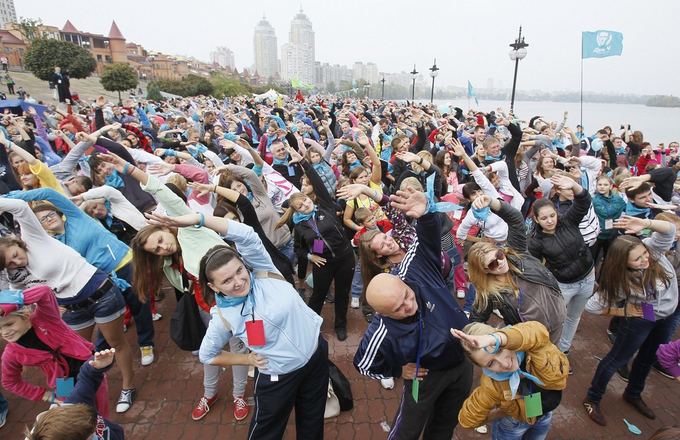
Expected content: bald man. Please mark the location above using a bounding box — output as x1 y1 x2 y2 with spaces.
353 188 472 440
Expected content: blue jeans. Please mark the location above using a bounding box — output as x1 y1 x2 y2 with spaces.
0 392 7 416
61 282 126 330
278 238 295 264
492 411 553 440
96 263 155 349
587 305 680 403
464 283 476 313
351 259 362 298
556 271 595 352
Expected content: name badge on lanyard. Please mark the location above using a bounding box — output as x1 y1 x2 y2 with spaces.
241 295 266 346
308 217 325 254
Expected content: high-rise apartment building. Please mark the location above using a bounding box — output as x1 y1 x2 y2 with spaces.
210 46 235 69
0 0 16 29
280 9 315 85
253 15 278 79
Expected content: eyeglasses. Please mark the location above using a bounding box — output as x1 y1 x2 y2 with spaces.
484 249 506 271
37 211 59 223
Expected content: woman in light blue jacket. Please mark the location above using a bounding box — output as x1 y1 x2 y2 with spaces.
146 209 328 440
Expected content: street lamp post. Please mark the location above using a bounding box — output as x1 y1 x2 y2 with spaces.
508 26 528 113
381 76 386 100
428 58 439 104
410 65 418 101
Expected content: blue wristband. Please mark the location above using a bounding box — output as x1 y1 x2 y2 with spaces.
194 213 205 229
122 162 130 175
483 333 501 354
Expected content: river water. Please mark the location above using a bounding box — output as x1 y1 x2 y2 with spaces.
423 99 680 144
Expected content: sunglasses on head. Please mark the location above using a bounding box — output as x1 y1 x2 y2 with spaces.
485 249 506 271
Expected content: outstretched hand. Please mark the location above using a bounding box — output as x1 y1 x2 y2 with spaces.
336 183 367 201
145 211 201 228
471 194 491 210
613 215 649 234
389 187 428 218
89 348 116 369
97 152 127 173
450 329 497 350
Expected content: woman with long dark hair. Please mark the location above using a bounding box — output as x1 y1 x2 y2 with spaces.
583 215 680 426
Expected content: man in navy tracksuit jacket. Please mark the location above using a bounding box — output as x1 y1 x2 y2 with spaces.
353 189 472 440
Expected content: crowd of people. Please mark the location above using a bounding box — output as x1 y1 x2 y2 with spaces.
0 89 678 440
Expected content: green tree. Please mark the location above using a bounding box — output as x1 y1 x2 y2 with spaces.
182 74 214 96
326 81 336 93
24 38 96 81
17 17 42 41
146 82 163 101
100 63 138 105
211 74 249 98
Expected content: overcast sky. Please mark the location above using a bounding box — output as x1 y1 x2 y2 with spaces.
16 0 680 95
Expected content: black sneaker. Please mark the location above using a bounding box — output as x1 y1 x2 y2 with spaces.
116 388 136 413
335 327 347 341
652 361 674 379
617 364 630 382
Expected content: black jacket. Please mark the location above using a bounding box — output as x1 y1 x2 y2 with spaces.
529 190 594 283
294 160 352 259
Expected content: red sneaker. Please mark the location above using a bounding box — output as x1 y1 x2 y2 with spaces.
233 396 249 421
191 395 218 421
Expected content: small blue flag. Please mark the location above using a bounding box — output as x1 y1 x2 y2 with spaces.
582 30 623 59
467 81 479 106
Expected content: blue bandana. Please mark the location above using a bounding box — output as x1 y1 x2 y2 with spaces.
485 154 502 162
482 351 545 399
425 173 461 214
187 144 207 158
215 272 255 308
105 170 125 189
472 206 491 221
625 201 650 218
348 160 362 171
292 206 317 225
272 154 290 166
104 200 114 228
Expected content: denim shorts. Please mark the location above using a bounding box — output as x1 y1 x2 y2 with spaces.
62 283 126 331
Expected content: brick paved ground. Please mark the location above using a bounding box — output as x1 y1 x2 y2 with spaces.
2 283 679 439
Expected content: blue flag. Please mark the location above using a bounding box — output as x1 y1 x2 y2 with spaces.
582 30 623 59
467 80 479 106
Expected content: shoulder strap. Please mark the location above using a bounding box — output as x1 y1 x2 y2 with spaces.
254 271 286 282
215 307 233 332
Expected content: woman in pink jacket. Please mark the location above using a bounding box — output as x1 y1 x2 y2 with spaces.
0 285 109 417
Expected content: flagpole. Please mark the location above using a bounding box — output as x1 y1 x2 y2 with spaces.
580 33 584 130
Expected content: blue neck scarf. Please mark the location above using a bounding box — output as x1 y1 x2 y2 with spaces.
103 200 114 228
472 206 491 221
215 272 255 308
105 170 125 189
482 351 545 399
485 154 502 162
272 154 290 166
626 201 650 218
425 173 461 214
348 160 362 171
292 206 317 225
187 143 207 158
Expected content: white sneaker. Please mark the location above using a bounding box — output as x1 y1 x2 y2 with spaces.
140 346 155 366
380 377 395 390
152 312 162 321
116 388 136 413
474 424 488 434
351 297 360 309
456 289 465 299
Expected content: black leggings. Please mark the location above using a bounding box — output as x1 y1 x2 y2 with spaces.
308 250 355 329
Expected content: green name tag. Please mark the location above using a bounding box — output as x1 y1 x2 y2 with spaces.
411 379 419 403
524 392 543 418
